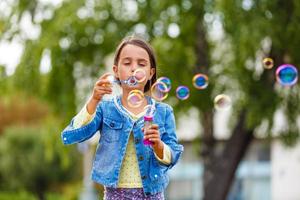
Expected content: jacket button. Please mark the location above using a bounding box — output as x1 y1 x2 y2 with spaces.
142 175 147 180
139 156 144 161
110 123 115 127
135 138 140 144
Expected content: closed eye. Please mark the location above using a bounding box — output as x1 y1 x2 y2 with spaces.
138 61 147 66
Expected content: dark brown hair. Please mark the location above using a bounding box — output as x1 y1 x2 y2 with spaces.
113 36 157 92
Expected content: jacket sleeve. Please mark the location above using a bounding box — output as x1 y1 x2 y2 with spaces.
61 104 103 145
72 104 96 128
154 142 172 165
160 105 184 169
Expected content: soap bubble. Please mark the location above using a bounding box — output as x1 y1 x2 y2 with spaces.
133 68 147 83
192 74 208 89
276 64 298 86
127 76 138 86
128 90 144 108
176 86 190 100
263 58 274 69
144 105 156 117
157 77 172 92
106 74 116 83
151 81 168 101
214 94 232 110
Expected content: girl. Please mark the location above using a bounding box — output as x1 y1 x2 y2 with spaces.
61 36 183 199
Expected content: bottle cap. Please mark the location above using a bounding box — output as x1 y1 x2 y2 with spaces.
144 115 153 121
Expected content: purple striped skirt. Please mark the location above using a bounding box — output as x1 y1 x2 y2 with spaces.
104 187 164 200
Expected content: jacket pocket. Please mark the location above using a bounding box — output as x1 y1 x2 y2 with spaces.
102 118 123 142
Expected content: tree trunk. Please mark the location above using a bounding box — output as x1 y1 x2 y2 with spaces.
35 181 46 200
203 111 254 200
36 191 45 200
193 2 255 199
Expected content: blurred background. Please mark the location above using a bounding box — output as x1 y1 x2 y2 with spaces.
0 0 300 200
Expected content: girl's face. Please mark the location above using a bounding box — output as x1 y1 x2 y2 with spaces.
113 44 155 92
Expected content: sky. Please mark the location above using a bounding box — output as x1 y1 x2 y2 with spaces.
0 0 62 75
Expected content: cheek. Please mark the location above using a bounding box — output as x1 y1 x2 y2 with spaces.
139 68 151 82
118 66 130 75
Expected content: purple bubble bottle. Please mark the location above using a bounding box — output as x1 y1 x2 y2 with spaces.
143 115 154 145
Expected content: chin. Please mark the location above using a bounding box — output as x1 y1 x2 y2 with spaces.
124 85 144 91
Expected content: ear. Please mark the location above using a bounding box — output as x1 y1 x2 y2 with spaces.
113 65 119 78
149 67 155 80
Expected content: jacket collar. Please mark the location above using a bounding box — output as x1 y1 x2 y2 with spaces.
113 95 156 123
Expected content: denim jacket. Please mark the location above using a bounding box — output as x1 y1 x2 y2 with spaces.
61 96 184 196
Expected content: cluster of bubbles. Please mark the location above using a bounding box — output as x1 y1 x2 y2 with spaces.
108 68 230 110
150 73 210 102
107 59 299 110
263 58 298 86
106 71 145 108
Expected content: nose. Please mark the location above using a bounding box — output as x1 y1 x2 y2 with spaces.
131 64 138 73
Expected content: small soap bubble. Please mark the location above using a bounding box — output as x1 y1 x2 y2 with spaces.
157 77 172 92
151 81 168 101
127 76 138 86
144 105 156 117
106 74 115 83
276 64 298 86
176 86 190 100
192 74 209 89
133 68 147 83
214 94 232 110
128 90 144 108
263 58 274 69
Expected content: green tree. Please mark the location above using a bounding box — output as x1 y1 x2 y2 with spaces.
199 1 300 199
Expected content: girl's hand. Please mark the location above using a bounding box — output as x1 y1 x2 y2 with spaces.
143 124 164 158
91 73 113 101
87 73 113 114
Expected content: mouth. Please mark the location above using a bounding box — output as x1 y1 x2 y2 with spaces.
120 76 138 86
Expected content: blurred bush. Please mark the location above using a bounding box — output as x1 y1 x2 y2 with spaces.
0 191 36 200
0 94 82 200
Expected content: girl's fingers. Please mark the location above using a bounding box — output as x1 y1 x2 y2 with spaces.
144 131 160 140
149 124 159 130
95 89 112 96
93 87 112 100
143 124 161 141
144 136 160 141
96 73 114 86
99 72 113 80
141 124 158 133
149 138 160 143
96 79 111 86
95 86 112 93
144 129 159 135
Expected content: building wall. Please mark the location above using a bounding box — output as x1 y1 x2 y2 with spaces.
167 140 271 200
272 140 300 200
